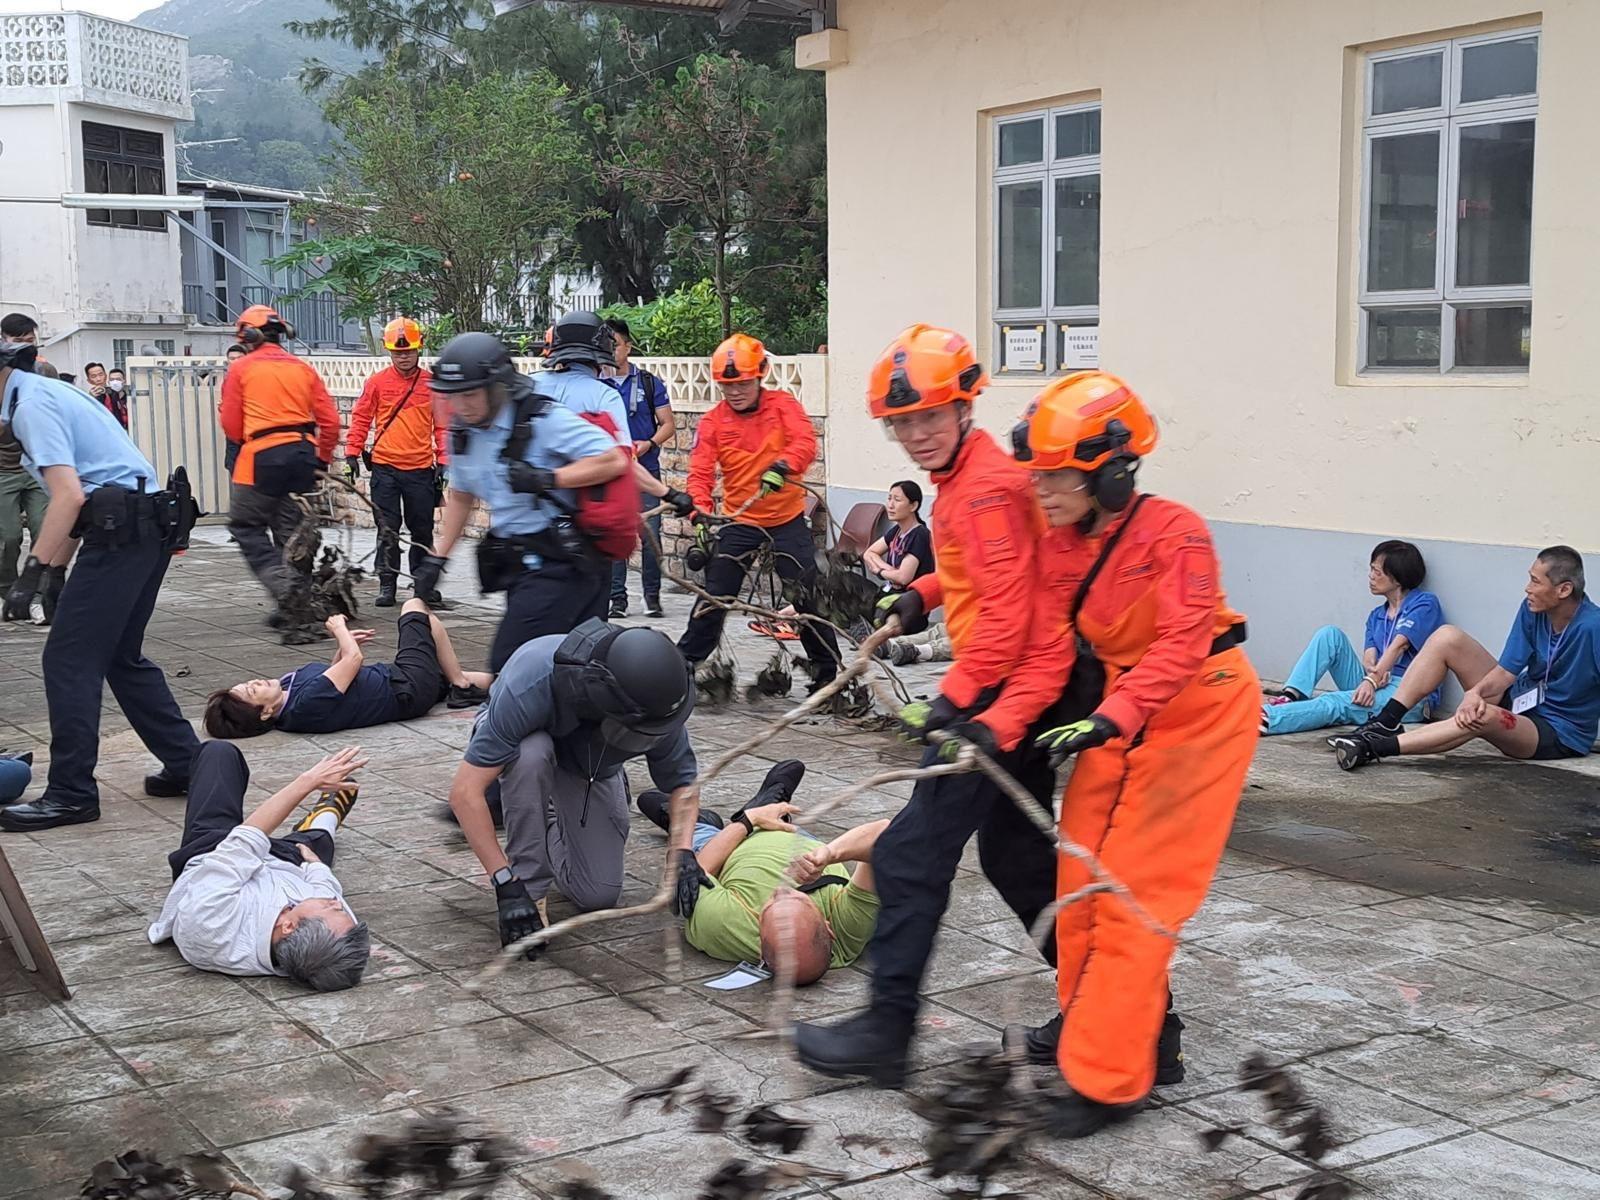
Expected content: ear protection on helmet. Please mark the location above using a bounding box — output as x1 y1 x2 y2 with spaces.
239 317 296 348
1086 419 1139 512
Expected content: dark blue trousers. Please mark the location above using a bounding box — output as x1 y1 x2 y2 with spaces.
43 534 199 807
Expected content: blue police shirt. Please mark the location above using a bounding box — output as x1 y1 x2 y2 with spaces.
2 369 157 493
1364 589 1444 707
274 662 403 734
609 367 671 476
463 634 697 788
538 365 632 453
447 380 617 545
1497 596 1600 754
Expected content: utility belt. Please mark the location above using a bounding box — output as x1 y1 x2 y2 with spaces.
70 468 200 553
1208 621 1248 657
248 422 317 442
476 521 596 593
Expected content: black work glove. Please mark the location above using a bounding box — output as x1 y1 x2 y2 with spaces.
937 719 999 762
875 589 928 636
3 556 43 622
671 848 714 919
508 460 557 496
898 694 961 743
39 565 67 626
1034 713 1121 769
412 553 447 598
494 875 546 961
663 487 695 518
341 458 360 482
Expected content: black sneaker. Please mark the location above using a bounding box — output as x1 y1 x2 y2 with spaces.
608 602 628 620
447 683 491 709
144 769 189 797
645 598 664 618
1331 733 1379 771
1326 715 1400 748
751 759 806 808
637 788 722 833
1041 1089 1145 1139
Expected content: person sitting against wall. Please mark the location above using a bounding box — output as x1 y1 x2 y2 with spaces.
640 758 885 985
862 480 935 589
203 602 491 738
1261 539 1442 737
1333 545 1600 770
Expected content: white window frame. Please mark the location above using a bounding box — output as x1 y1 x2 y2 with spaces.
1359 26 1538 374
991 101 1101 375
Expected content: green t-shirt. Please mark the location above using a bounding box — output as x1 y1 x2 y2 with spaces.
685 830 880 969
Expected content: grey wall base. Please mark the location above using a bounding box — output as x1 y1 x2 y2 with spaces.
828 484 1537 697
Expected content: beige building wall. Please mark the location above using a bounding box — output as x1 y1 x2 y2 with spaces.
820 0 1600 674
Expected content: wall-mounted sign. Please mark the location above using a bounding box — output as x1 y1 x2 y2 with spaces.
999 324 1046 373
1061 324 1100 369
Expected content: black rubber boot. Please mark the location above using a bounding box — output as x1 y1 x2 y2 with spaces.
375 578 398 608
1042 1089 1145 1139
1156 1008 1185 1085
1002 1008 1185 1085
793 1009 913 1088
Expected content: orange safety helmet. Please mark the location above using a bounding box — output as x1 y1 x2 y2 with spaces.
710 333 769 383
235 304 293 346
865 324 988 419
1013 372 1157 512
383 317 424 352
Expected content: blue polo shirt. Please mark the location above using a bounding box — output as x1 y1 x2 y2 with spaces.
538 364 632 453
609 367 672 476
274 663 403 733
1364 589 1444 707
446 380 617 545
1497 597 1600 755
2 369 157 492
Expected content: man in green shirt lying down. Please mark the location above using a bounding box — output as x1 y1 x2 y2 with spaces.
639 760 888 985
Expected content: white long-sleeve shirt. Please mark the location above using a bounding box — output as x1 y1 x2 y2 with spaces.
147 826 354 976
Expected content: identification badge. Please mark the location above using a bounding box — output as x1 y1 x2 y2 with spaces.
1511 685 1542 715
704 961 772 991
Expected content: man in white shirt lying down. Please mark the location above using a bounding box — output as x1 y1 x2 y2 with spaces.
148 739 370 990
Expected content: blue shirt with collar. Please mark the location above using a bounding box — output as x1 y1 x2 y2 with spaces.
1497 596 1600 755
1363 589 1445 708
2 368 157 492
609 366 671 476
446 379 617 546
537 364 632 453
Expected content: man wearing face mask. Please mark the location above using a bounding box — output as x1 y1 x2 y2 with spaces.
104 369 131 430
444 618 702 957
414 332 628 672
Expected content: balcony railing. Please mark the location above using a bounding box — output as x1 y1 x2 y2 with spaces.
0 12 191 120
182 282 366 351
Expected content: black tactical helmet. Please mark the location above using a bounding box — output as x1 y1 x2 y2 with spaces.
554 619 693 755
544 310 616 370
431 331 513 394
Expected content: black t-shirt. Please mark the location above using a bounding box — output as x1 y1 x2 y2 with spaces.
276 663 403 733
886 522 934 582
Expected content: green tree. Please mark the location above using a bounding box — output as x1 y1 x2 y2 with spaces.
315 65 588 331
267 234 442 352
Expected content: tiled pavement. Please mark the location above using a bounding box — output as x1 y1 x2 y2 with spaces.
2 530 1599 1198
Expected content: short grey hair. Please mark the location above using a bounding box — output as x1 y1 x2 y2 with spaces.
271 917 371 991
1538 545 1586 599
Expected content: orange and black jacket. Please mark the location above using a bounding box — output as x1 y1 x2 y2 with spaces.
906 429 1057 750
343 365 445 471
1012 494 1248 735
219 345 340 486
687 388 816 529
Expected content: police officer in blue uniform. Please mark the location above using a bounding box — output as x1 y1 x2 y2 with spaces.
0 339 200 832
412 332 632 672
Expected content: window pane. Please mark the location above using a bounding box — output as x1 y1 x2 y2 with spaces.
1460 36 1538 104
108 161 137 227
1053 174 1100 307
998 119 1044 167
1371 52 1443 115
1455 304 1530 368
1366 307 1441 369
82 122 120 152
997 181 1043 309
1455 120 1534 288
1054 109 1101 159
84 157 109 192
1368 132 1439 291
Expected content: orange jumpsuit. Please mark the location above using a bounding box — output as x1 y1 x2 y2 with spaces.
219 344 339 486
343 365 446 469
1016 494 1258 1104
686 388 815 528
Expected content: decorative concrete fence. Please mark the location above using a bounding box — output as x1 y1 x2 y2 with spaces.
127 354 831 564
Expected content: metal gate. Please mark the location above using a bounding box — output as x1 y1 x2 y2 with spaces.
126 358 231 521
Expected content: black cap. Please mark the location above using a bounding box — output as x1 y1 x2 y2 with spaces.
431 331 513 394
545 310 616 370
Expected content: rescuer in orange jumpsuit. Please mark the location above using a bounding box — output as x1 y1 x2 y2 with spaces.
793 325 1065 1086
1008 371 1258 1138
343 317 447 608
220 305 340 623
677 333 840 688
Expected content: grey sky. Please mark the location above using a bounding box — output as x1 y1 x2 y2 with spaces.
0 0 156 19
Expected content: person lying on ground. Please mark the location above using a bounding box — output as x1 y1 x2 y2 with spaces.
444 618 698 959
204 601 492 738
148 741 370 989
639 759 887 985
1333 545 1600 770
1262 539 1443 736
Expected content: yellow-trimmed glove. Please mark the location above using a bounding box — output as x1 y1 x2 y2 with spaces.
1034 713 1120 769
758 460 792 496
875 589 928 636
898 695 960 743
937 720 998 761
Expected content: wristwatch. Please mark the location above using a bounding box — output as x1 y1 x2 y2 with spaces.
731 811 754 836
490 866 516 888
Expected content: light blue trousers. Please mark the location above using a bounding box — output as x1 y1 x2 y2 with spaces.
1263 625 1423 735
